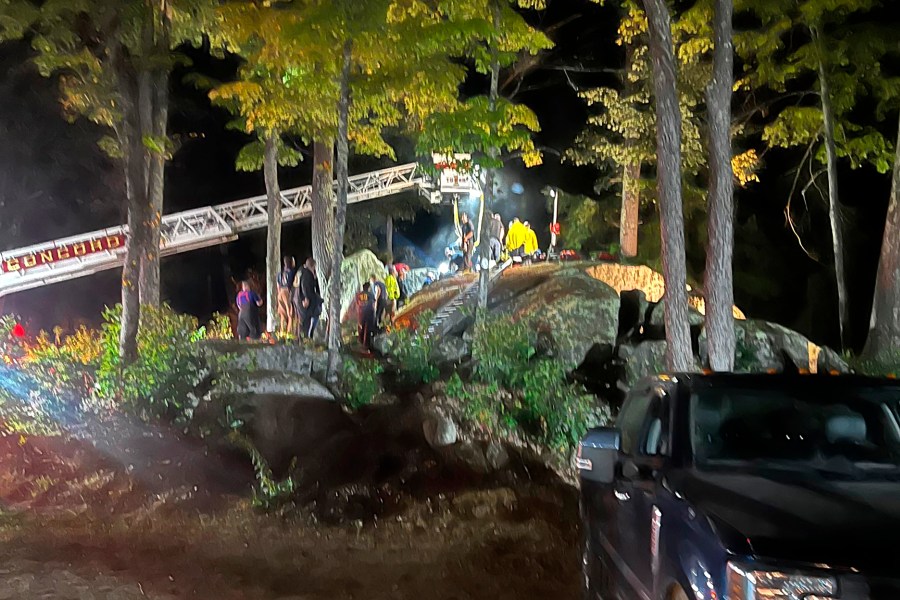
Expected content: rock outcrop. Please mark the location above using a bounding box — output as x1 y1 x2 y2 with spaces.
699 319 849 374
457 266 618 368
331 250 386 321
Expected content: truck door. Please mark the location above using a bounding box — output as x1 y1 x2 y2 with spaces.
615 386 671 600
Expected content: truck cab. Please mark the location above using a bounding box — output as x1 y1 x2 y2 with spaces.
578 373 900 600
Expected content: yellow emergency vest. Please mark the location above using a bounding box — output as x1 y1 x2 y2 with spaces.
506 222 525 251
524 228 539 255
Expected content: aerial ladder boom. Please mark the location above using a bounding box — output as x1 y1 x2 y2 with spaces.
0 162 474 298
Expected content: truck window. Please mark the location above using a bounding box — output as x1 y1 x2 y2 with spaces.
617 388 655 455
641 394 670 456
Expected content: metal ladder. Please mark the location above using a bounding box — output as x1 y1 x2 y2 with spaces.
425 260 512 338
0 162 479 298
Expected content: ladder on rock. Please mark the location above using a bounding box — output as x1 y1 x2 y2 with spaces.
426 260 512 338
0 163 475 298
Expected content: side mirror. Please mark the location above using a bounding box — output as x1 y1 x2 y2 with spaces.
578 426 621 484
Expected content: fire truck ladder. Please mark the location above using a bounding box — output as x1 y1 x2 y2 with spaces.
0 162 456 298
425 259 512 339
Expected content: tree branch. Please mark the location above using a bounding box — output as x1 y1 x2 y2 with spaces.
784 136 821 262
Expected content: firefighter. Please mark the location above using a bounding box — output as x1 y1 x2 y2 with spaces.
506 218 526 262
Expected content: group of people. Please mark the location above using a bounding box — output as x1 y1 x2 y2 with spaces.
444 212 542 276
234 256 324 341
504 217 541 263
356 265 406 350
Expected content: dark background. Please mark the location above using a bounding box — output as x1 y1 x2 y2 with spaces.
0 0 896 352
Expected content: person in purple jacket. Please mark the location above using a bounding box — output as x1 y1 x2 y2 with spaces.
236 280 263 340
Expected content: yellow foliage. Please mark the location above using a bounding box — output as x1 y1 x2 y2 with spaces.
617 6 647 46
732 149 761 187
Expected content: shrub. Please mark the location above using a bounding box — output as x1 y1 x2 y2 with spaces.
448 364 604 454
340 357 384 409
472 317 536 388
229 432 298 511
388 319 439 385
96 304 218 425
521 361 602 452
203 313 234 340
0 366 62 436
24 326 103 399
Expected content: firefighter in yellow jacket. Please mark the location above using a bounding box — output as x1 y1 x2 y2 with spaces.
505 218 526 261
523 221 539 259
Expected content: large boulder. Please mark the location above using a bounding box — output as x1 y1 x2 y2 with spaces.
699 319 849 373
222 371 335 400
493 267 619 367
330 250 386 321
402 268 433 298
648 300 705 328
618 340 670 387
429 335 470 366
201 340 328 380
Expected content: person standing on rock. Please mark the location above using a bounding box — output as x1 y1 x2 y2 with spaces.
277 256 297 336
357 281 377 350
460 212 475 271
296 258 323 339
236 280 263 341
488 212 505 264
369 274 388 331
523 221 539 262
384 266 401 326
506 218 526 263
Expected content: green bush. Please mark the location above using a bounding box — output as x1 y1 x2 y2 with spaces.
229 432 299 511
472 317 536 388
203 313 234 340
0 366 62 436
449 317 609 454
388 321 439 385
340 357 383 409
521 361 601 452
96 304 220 425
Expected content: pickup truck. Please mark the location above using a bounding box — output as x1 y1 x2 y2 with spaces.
578 373 900 600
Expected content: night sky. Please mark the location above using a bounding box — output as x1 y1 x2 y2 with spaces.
0 0 897 353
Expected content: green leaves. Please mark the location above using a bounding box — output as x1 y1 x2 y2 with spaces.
738 0 899 174
235 137 302 173
419 95 543 169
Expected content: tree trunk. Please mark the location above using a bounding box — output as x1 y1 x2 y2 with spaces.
620 42 640 259
641 0 693 372
263 132 282 334
863 115 900 358
119 139 147 364
385 214 394 264
327 39 353 382
139 67 168 307
477 1 502 313
620 162 641 258
703 0 736 372
812 26 850 351
311 137 336 292
118 92 150 364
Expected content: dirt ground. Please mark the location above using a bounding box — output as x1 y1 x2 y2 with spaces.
0 430 582 599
